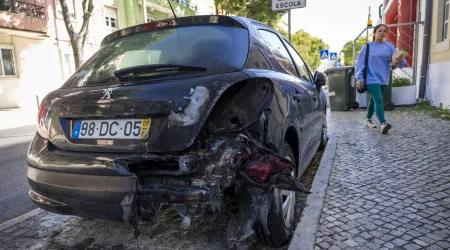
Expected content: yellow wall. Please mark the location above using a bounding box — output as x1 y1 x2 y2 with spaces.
430 0 450 64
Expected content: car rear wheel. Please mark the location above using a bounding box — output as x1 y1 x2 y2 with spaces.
255 142 297 247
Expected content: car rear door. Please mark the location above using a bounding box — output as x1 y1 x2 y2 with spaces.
257 28 316 168
281 40 322 145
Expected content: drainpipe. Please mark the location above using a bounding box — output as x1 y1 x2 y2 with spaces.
418 0 432 99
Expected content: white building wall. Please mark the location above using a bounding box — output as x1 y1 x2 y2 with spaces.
427 61 450 107
54 0 112 66
0 0 123 109
13 36 62 108
0 32 62 109
190 0 215 15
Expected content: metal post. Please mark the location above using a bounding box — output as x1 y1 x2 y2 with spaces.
353 39 356 65
142 0 147 23
412 23 419 86
366 6 370 42
288 9 291 42
352 27 368 65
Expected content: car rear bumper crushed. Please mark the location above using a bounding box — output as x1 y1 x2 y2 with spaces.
27 133 241 223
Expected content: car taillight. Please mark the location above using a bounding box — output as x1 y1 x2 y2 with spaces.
37 102 49 139
142 20 174 31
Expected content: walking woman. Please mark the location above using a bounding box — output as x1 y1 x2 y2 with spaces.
355 24 407 133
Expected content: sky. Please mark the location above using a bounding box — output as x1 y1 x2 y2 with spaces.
280 0 384 53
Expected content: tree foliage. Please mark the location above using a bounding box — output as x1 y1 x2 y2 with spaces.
214 0 286 27
341 36 368 66
213 1 328 71
289 30 328 71
59 0 94 69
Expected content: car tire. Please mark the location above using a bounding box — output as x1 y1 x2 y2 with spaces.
318 114 328 150
255 142 297 247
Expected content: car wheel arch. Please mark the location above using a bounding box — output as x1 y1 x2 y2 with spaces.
204 78 274 134
284 126 299 174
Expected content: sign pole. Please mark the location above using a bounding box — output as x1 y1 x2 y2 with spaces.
288 9 291 42
271 0 306 41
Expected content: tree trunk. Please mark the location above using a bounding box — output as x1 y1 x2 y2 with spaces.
59 0 94 69
71 37 83 69
214 1 219 15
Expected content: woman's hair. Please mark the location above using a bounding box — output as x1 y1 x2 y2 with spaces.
372 24 389 41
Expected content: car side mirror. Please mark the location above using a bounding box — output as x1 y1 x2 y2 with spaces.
313 71 326 89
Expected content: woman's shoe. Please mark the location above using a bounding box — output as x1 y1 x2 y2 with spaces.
364 119 377 128
381 122 392 133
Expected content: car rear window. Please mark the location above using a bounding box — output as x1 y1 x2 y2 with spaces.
63 25 249 87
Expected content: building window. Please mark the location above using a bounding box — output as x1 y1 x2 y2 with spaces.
444 0 449 40
56 0 76 19
104 6 118 29
438 0 449 42
0 47 16 76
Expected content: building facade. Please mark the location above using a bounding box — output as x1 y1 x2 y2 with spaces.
383 0 450 108
427 0 450 108
0 0 210 109
0 0 60 108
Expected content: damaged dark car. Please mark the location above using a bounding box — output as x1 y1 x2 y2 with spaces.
27 15 327 248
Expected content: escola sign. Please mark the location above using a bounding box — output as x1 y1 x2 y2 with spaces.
272 0 306 11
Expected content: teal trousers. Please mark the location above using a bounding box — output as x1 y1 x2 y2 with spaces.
366 84 387 124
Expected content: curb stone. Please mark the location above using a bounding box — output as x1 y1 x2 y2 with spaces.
288 136 338 250
0 209 43 231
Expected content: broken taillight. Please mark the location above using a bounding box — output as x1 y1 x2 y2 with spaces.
37 101 49 139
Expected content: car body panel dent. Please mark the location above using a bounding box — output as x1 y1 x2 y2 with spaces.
44 72 250 154
168 86 210 127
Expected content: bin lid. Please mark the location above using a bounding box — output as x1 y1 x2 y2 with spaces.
324 66 355 75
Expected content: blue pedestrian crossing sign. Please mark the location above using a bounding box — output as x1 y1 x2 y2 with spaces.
330 52 338 60
320 50 329 60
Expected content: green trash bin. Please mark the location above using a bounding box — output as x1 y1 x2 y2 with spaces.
365 70 395 111
324 66 359 111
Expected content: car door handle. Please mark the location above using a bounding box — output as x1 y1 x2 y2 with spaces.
293 94 302 102
309 91 317 101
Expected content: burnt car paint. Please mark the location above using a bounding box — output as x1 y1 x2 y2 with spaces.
42 72 250 153
27 15 327 244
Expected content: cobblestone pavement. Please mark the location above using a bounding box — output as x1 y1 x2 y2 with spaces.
316 107 450 250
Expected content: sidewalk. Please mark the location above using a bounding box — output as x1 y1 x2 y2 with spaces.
290 107 450 250
0 108 37 131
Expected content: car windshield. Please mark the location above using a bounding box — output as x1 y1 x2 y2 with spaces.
63 25 249 87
